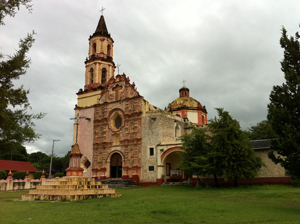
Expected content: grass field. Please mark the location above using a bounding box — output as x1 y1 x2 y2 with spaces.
0 185 300 224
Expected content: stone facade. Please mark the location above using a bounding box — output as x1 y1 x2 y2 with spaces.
92 74 143 179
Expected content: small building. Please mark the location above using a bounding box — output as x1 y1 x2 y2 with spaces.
0 160 37 179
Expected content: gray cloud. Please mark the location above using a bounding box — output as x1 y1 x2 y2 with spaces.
1 0 299 156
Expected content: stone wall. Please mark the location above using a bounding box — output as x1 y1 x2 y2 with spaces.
255 150 286 177
141 114 187 182
0 179 42 191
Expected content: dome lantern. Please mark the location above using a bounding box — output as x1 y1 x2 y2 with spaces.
179 86 189 97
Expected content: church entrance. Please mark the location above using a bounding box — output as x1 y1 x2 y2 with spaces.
110 153 122 178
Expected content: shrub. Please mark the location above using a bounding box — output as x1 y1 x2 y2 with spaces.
290 177 300 187
54 173 64 178
0 170 7 180
12 171 26 180
34 171 48 179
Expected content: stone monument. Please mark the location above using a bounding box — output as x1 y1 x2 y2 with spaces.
22 144 121 201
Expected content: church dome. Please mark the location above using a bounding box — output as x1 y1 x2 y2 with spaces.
169 96 202 110
168 86 203 110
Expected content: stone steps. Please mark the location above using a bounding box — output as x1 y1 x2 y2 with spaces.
22 177 121 201
162 182 189 186
38 184 108 190
27 188 115 195
98 179 137 188
22 192 121 201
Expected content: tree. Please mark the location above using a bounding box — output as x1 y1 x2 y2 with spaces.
179 127 212 187
0 141 28 161
0 0 33 25
247 120 277 140
28 151 49 170
267 26 300 185
209 108 263 187
0 0 45 146
60 150 70 175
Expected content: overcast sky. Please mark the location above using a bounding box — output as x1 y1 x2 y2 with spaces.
1 0 299 157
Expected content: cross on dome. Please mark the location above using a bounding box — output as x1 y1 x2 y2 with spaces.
182 80 186 86
100 7 106 15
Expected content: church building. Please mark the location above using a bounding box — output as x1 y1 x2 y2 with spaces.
72 15 208 185
71 14 289 186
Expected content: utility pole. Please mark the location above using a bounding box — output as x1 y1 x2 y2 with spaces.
49 139 60 179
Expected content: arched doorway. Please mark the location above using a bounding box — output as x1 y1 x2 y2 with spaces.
161 147 187 182
110 153 122 178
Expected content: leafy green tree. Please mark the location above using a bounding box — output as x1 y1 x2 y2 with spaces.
12 171 26 179
210 108 263 187
28 151 49 170
34 170 48 179
0 0 45 162
267 26 300 186
28 150 70 174
0 170 7 180
247 120 277 140
60 150 70 175
179 127 212 187
0 141 28 161
0 29 45 144
0 0 33 25
51 155 64 173
54 172 64 178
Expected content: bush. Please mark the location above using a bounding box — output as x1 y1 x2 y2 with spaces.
54 173 64 178
34 171 48 179
0 170 7 180
290 177 300 187
12 171 26 179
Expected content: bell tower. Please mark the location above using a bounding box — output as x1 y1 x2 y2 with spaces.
84 15 115 90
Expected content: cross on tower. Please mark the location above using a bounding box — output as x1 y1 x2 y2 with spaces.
100 7 106 15
70 114 91 144
116 64 121 74
182 80 186 86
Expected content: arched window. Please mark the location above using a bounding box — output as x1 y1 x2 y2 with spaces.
107 44 111 56
175 124 180 137
202 116 205 125
101 68 107 84
93 43 96 54
90 68 94 84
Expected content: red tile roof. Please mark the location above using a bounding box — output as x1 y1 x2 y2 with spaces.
0 160 37 172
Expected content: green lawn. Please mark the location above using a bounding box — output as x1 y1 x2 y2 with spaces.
1 185 300 224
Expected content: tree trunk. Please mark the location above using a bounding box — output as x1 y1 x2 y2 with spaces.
213 173 219 188
196 177 202 188
234 177 238 187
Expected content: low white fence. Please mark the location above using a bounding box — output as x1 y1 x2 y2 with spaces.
0 179 43 191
